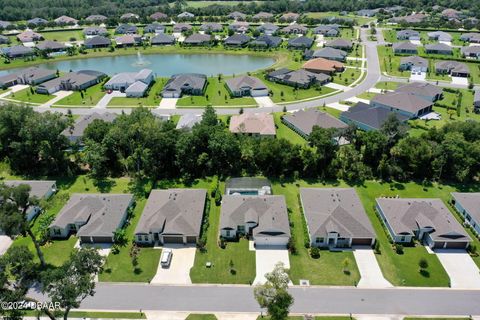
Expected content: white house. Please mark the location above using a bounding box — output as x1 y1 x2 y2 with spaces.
104 69 154 97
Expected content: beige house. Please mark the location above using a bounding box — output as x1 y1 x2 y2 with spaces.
229 113 276 137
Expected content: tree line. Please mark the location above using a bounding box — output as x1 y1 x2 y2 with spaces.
0 104 479 184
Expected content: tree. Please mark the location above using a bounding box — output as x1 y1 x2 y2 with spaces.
254 262 293 320
130 243 140 270
42 248 103 320
0 183 46 268
380 113 407 144
342 258 350 274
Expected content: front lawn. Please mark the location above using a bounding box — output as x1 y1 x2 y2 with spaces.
108 79 167 107
273 113 307 145
375 81 399 90
356 91 377 100
7 88 54 104
186 315 218 320
54 83 106 106
332 68 361 86
265 80 336 103
189 179 256 284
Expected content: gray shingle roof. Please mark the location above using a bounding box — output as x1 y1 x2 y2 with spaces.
451 192 480 224
301 188 374 240
62 112 117 142
312 47 347 60
144 23 166 33
376 198 470 242
425 43 452 52
151 33 175 45
36 40 66 51
85 36 111 47
340 102 409 130
288 36 313 48
400 56 428 68
224 34 251 45
281 23 307 34
250 35 282 47
200 22 223 32
435 60 469 74
184 33 211 44
372 92 433 114
256 23 279 33
4 180 56 199
392 41 418 51
397 29 420 39
135 189 206 236
283 109 347 136
86 15 108 22
176 114 202 130
220 195 291 238
225 75 266 92
267 68 330 86
395 82 442 100
162 73 207 96
325 38 353 49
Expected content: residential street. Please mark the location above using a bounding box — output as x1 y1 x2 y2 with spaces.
28 284 480 316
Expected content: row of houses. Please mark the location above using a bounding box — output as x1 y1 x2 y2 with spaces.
399 55 470 77
396 29 480 44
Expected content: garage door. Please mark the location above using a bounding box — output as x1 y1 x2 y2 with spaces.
186 236 197 244
352 238 373 246
446 242 467 249
163 236 184 244
434 241 446 249
254 236 288 247
91 236 113 243
80 236 92 243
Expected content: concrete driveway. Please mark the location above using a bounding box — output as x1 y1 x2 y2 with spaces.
0 235 13 255
96 91 125 108
151 244 196 285
254 246 290 284
451 76 469 86
158 98 178 109
353 247 393 288
435 249 480 289
410 71 426 82
40 90 73 108
254 96 275 108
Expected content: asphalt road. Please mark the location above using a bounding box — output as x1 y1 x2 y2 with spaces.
28 284 480 316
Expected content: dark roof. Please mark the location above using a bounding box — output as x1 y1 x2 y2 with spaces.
288 36 313 47
312 47 347 60
392 41 418 51
224 33 250 45
425 43 452 52
395 82 443 100
250 35 282 47
399 56 428 68
267 68 329 86
144 23 166 33
151 33 175 45
2 45 35 57
184 33 211 44
115 24 137 34
62 112 117 141
372 92 434 114
283 109 347 136
325 38 353 49
36 40 66 51
162 73 207 95
341 102 409 130
84 36 111 47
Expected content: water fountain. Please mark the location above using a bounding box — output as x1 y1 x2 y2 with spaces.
132 51 151 67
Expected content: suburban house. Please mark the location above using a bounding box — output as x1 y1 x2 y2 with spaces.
36 70 106 94
252 12 274 21
177 12 195 19
311 47 348 61
302 58 345 75
86 15 108 23
36 40 66 52
49 193 134 243
151 34 175 45
0 67 56 88
357 9 378 17
340 102 409 131
399 56 428 72
225 76 268 97
451 192 480 234
176 114 202 130
460 33 480 43
173 23 192 33
115 34 142 47
392 42 418 54
1 46 35 59
54 15 78 25
249 35 282 48
62 112 117 143
279 12 300 22
229 21 250 33
313 25 340 37
144 23 166 34
27 17 48 26
225 177 272 196
134 189 207 245
475 90 480 113
300 188 376 248
396 29 420 40
17 30 43 43
427 31 452 42
287 36 313 49
115 24 138 34
228 11 247 21
425 43 453 55
281 23 308 35
390 13 426 24
200 22 223 33
282 109 347 138
371 91 434 118
83 26 108 37
325 38 353 51
224 34 251 47
0 35 10 44
162 73 207 98
435 61 470 77
0 21 11 29
395 82 443 102
104 69 154 97
461 46 480 58
120 13 139 21
266 68 330 88
84 36 111 49
229 113 276 137
3 180 57 221
184 33 212 46
150 12 168 21
376 198 471 249
219 195 291 246
256 23 279 35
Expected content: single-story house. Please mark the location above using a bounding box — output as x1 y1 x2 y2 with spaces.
392 41 418 54
371 91 434 118
151 33 175 45
0 67 56 87
36 40 66 52
229 21 250 33
220 195 290 246
376 198 471 249
390 13 426 24
36 70 106 95
176 114 202 130
302 58 344 75
425 43 453 55
115 34 142 47
27 17 47 26
428 31 452 42
225 177 272 196
54 15 78 25
115 24 137 34
249 35 282 48
173 23 192 33
162 73 207 98
451 192 480 235
300 188 376 248
84 36 111 49
134 189 207 245
228 11 246 21
17 30 43 43
150 12 168 21
86 15 108 23
104 69 154 97
396 29 420 41
177 12 195 19
461 46 480 58
120 13 139 21
282 109 347 138
325 38 353 50
225 75 268 97
266 68 330 88
399 56 428 72
281 23 308 35
252 12 274 21
460 33 480 43
3 180 56 221
340 102 409 131
287 36 313 49
313 25 340 37
62 112 117 143
1 45 35 59
357 9 378 17
474 90 480 113
144 23 166 34
49 193 134 243
0 20 11 29
395 82 443 102
183 33 212 46
311 47 347 61
435 60 470 77
200 22 223 33
83 26 109 37
256 23 279 35
229 113 276 137
224 34 251 47
279 12 300 22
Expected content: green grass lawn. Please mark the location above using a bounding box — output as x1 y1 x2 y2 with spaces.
54 83 106 106
272 181 360 286
375 81 399 90
304 12 376 25
186 314 218 320
357 92 377 100
108 79 167 107
7 88 54 104
382 29 397 43
190 180 256 284
41 30 88 42
274 113 307 145
332 68 361 86
177 77 256 107
265 80 336 103
377 46 408 78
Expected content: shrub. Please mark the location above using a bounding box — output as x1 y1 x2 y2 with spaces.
218 237 226 249
287 237 297 255
419 258 428 269
214 188 222 206
310 247 320 259
373 241 381 254
394 243 404 254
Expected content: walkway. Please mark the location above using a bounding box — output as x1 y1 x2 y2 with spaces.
435 249 480 289
158 98 178 109
353 247 393 288
95 91 126 108
39 90 73 108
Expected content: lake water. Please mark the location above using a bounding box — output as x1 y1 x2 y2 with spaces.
0 53 275 77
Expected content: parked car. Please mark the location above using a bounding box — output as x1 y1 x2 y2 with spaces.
161 248 173 268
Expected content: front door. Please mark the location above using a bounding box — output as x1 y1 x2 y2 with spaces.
153 233 159 241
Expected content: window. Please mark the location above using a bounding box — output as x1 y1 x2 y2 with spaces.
53 228 61 235
238 225 245 232
400 236 406 242
315 237 324 243
69 224 77 231
225 230 230 237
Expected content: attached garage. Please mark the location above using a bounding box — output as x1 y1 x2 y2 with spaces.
80 236 92 243
254 236 289 247
91 236 114 243
162 235 184 244
445 241 468 249
186 236 197 244
352 238 373 246
433 241 446 249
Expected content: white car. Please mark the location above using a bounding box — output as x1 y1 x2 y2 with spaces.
161 248 173 268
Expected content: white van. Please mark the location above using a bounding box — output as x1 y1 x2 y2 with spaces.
161 248 173 268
